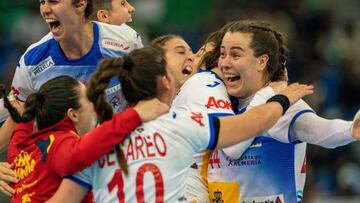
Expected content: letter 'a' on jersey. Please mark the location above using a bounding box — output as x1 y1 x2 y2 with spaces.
2 21 143 124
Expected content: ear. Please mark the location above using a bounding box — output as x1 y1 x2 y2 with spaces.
67 108 79 123
74 0 87 13
257 54 269 72
157 75 171 91
96 10 110 23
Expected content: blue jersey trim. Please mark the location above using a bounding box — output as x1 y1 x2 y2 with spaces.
207 113 232 149
65 176 92 190
287 109 315 144
198 69 224 83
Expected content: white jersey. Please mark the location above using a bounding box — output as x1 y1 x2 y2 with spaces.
70 110 218 203
172 70 233 202
0 21 142 123
207 100 313 203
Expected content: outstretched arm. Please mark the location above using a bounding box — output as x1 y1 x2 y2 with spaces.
216 83 313 148
49 99 169 177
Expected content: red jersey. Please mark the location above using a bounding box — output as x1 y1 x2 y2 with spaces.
7 108 141 203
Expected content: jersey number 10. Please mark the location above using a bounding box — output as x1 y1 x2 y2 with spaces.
107 163 164 202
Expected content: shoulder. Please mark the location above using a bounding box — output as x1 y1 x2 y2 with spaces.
19 33 57 68
95 21 140 41
94 21 141 55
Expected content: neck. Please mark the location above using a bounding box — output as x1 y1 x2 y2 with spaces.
59 20 93 60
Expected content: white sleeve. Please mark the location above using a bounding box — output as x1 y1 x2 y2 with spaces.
135 32 143 48
267 100 314 143
290 113 355 148
67 165 93 190
222 86 275 159
247 86 275 109
11 62 35 101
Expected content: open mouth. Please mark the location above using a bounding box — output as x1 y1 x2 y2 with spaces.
182 66 193 75
225 75 241 82
46 19 61 31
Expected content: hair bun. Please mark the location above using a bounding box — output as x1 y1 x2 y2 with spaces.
123 56 133 71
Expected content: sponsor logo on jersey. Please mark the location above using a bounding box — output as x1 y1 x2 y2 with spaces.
205 96 232 110
14 151 36 180
242 194 284 203
227 155 261 167
101 39 131 51
249 142 262 148
31 56 54 77
105 84 121 95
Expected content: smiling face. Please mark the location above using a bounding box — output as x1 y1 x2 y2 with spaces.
40 0 87 42
162 37 194 90
219 31 268 98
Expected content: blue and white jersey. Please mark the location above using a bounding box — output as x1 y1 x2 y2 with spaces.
207 100 314 203
7 21 142 119
69 110 217 203
172 70 233 203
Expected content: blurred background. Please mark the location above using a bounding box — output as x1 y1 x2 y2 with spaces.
1 0 360 202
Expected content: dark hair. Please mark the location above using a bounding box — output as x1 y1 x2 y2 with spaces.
87 46 167 175
1 76 81 130
201 22 236 70
89 0 112 21
150 34 183 55
226 20 288 82
73 0 94 19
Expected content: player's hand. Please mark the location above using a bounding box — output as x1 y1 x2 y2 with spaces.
269 81 287 94
279 83 314 105
0 162 18 196
351 110 360 140
134 98 169 122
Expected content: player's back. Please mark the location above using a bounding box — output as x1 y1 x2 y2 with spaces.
72 110 216 202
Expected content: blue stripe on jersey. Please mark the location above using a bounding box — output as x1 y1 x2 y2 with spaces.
198 69 224 83
65 176 93 190
207 113 233 149
23 22 100 67
287 109 315 144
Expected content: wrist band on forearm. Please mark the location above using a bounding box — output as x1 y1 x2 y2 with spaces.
266 94 290 115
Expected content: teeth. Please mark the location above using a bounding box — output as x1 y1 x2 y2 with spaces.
45 19 57 23
182 66 193 75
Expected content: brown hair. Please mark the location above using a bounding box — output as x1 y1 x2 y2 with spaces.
201 22 236 70
150 34 183 55
89 0 112 21
1 76 81 130
87 46 167 175
227 20 288 82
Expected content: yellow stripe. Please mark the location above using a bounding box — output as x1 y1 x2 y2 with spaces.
47 135 55 153
200 150 212 186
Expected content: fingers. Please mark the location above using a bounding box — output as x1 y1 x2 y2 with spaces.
0 162 18 183
279 83 314 105
268 81 287 94
0 180 15 196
